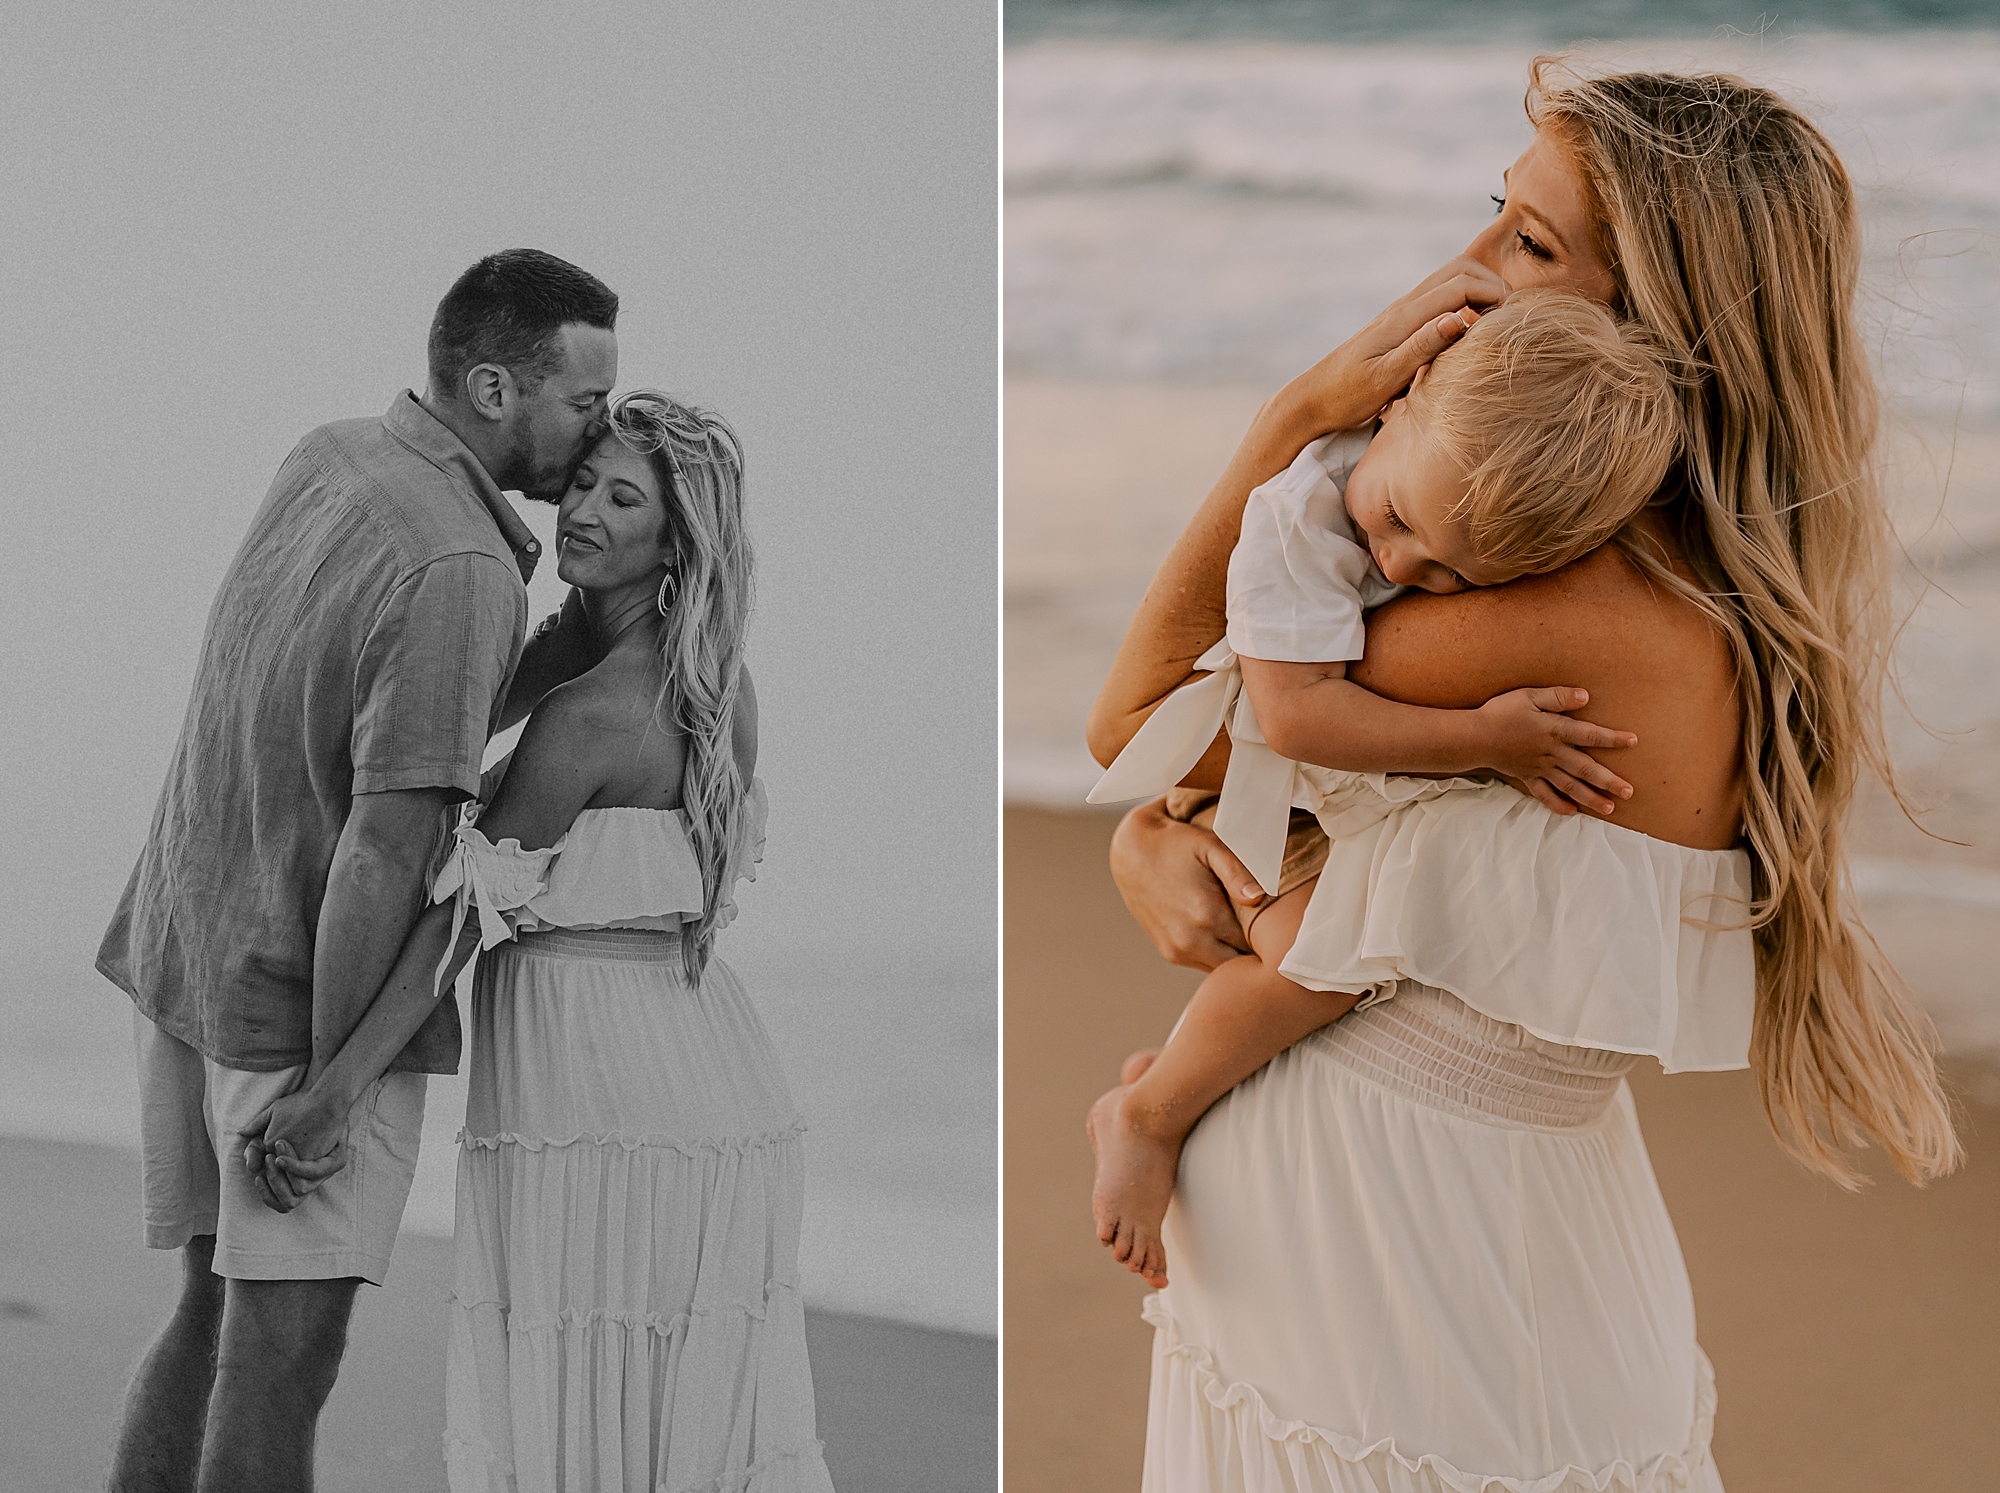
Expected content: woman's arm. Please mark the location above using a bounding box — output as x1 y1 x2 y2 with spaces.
242 900 477 1210
243 683 618 1207
1085 258 1506 769
1346 549 1743 847
498 588 603 732
1108 546 1744 966
1238 659 1637 817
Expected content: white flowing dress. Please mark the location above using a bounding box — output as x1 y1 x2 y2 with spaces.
1143 770 1756 1493
431 781 836 1493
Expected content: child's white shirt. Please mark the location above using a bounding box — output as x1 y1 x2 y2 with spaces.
1088 427 1403 892
1226 428 1403 662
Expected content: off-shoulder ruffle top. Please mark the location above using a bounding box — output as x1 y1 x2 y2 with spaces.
1281 769 1755 1073
429 778 770 967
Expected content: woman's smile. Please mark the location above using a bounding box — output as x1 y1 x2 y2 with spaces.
555 439 673 591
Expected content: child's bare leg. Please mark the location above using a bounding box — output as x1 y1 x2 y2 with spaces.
1113 875 1307 1088
1089 880 1354 1288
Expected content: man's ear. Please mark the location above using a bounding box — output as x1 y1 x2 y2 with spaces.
463 363 514 423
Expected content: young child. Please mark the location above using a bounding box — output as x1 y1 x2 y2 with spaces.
1086 290 1685 1288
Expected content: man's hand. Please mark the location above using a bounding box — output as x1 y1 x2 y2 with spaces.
1108 799 1262 972
1474 686 1637 817
240 1089 351 1214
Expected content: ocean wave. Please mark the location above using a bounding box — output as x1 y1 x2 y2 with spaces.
1005 35 2000 407
1006 0 2000 49
1008 153 1380 206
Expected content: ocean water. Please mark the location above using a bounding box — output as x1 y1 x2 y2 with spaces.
1003 15 2000 1059
1006 30 2000 408
1007 0 2000 47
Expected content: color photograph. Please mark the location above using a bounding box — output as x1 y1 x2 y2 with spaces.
1005 2 2000 1487
0 6 997 1491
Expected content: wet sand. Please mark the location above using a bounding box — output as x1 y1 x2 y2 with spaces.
0 1136 995 1493
1004 804 2000 1493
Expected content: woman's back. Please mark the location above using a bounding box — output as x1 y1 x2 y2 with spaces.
555 653 691 813
521 650 757 820
1353 536 1743 851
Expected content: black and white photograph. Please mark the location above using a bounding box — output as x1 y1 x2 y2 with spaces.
0 6 997 1491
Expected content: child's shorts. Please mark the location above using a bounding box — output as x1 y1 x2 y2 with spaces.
132 1008 426 1285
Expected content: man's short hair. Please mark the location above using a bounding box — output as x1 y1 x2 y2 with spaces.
427 250 619 400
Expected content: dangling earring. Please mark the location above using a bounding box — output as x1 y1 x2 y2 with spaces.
657 569 678 617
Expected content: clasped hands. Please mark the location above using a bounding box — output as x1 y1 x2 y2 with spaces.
239 1085 350 1213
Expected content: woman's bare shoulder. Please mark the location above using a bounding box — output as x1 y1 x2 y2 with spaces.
1355 544 1744 849
1354 545 1728 707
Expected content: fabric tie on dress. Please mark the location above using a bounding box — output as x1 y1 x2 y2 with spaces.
427 806 562 999
1087 639 1301 895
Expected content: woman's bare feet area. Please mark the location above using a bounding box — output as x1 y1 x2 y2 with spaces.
1086 1081 1182 1290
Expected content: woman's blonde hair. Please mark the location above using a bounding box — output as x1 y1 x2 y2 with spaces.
606 390 754 985
1529 60 1960 1186
1411 288 1684 575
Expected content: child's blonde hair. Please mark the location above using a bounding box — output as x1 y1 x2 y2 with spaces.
1409 288 1683 575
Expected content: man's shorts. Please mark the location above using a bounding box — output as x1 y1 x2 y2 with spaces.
132 1009 426 1285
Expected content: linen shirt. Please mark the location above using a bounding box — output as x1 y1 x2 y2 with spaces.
97 393 540 1073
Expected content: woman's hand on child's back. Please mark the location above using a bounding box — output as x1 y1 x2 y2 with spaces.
1474 686 1637 818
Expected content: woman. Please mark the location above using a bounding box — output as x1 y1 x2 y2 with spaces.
1088 62 1959 1490
248 392 836 1493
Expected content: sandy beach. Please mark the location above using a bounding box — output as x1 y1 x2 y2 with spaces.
1003 369 2000 1488
1005 804 2000 1491
0 1136 996 1492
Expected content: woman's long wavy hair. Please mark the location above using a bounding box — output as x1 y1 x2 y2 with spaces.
606 390 754 985
1528 60 1960 1185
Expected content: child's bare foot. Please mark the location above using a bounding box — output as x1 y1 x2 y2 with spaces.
1120 1047 1162 1086
1085 1085 1180 1289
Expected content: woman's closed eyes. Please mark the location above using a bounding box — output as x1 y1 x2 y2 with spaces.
1489 192 1554 262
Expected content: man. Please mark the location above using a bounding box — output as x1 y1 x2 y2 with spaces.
97 249 617 1493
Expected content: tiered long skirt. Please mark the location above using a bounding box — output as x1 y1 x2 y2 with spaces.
444 927 835 1493
1145 982 1724 1493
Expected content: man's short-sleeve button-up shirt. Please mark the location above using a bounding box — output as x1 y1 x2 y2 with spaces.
97 393 538 1073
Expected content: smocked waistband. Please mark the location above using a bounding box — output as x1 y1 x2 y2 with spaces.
505 926 684 963
1310 983 1636 1129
